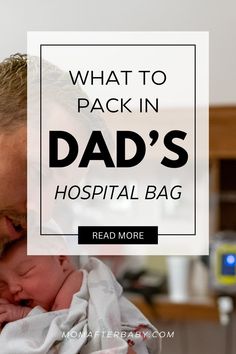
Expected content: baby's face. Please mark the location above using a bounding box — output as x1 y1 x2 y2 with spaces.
0 242 69 310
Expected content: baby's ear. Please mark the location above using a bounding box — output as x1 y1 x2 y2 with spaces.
57 255 72 272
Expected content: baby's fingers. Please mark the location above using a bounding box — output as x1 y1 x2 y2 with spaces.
0 304 9 313
0 312 8 325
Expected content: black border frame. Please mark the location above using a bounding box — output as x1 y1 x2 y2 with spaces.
39 43 197 237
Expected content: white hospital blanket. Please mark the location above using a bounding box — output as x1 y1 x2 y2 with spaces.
0 257 160 354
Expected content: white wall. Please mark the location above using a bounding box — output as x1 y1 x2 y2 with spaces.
1 0 235 104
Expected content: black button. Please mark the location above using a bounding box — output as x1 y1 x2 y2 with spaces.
78 226 158 244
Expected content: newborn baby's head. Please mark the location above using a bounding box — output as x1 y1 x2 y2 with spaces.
0 237 75 310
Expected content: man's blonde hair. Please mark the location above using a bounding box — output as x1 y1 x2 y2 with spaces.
0 53 27 131
0 53 105 136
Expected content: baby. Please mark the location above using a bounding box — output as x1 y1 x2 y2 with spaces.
0 237 83 325
0 238 152 354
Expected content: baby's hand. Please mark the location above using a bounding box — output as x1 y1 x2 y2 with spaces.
0 299 31 326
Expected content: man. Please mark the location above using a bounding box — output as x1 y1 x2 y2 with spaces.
0 54 80 243
0 54 27 244
0 54 80 252
0 53 103 246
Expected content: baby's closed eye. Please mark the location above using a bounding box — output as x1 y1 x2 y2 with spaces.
17 266 36 277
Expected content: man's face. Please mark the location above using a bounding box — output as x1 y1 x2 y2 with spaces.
0 242 68 310
0 125 27 240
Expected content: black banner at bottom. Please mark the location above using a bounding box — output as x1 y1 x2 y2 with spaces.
78 226 158 245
